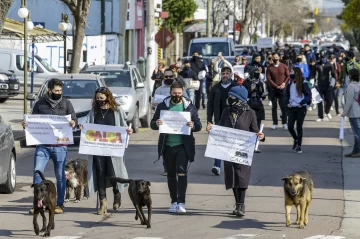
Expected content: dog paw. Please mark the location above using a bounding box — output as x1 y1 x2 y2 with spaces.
35 229 40 235
135 215 138 220
40 227 46 232
64 199 69 203
147 225 151 229
286 220 291 227
74 200 80 203
43 231 50 237
304 219 308 225
295 220 300 225
299 223 305 229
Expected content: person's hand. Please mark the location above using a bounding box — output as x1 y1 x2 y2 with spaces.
256 132 265 140
206 122 213 132
287 104 292 108
280 83 285 89
126 128 133 135
258 67 262 73
78 124 84 130
187 121 194 128
298 104 302 108
69 120 76 128
335 82 341 88
22 120 27 129
152 103 158 108
154 68 158 74
156 119 163 127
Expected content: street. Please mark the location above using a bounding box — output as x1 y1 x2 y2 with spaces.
0 97 358 239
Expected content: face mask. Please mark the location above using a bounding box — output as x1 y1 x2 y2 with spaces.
97 100 107 106
221 77 231 85
296 58 302 63
171 95 182 104
273 59 279 63
290 74 296 79
51 93 62 100
321 59 327 64
227 97 238 106
164 78 174 86
254 73 260 79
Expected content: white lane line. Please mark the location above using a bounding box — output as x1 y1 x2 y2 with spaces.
222 234 258 239
48 237 82 239
303 236 346 239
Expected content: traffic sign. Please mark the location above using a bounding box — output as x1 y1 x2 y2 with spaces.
155 26 175 49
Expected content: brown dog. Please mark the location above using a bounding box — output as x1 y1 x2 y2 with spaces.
108 177 152 229
31 170 56 237
65 159 89 203
281 171 314 229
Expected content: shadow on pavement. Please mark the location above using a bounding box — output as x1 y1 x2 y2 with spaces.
213 219 282 231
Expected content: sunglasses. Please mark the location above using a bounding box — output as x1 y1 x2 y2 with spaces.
164 75 174 79
96 87 107 93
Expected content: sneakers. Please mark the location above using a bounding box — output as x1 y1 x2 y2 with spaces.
268 101 272 106
177 203 186 214
331 106 334 111
345 153 360 158
211 166 220 176
294 146 302 154
327 113 332 120
283 124 288 130
316 118 323 122
271 125 277 130
254 149 261 153
168 202 178 213
308 106 313 111
292 140 298 151
162 170 168 176
55 204 64 214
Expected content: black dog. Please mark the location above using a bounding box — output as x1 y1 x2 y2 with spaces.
65 159 89 203
108 177 152 228
31 170 56 237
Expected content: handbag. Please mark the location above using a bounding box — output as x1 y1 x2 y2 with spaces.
248 97 263 110
183 77 200 90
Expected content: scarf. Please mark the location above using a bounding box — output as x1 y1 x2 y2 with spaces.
229 101 250 115
45 92 63 109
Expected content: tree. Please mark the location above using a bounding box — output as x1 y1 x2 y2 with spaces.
0 0 14 35
162 0 198 33
340 0 360 50
61 0 91 73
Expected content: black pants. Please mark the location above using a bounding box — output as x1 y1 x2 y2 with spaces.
270 88 287 125
257 120 262 129
333 87 340 114
232 188 246 204
163 144 189 204
317 86 334 119
287 107 307 146
93 156 119 200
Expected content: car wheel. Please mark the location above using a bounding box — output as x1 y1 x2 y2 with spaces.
0 98 9 103
131 106 140 133
140 103 152 128
0 152 16 194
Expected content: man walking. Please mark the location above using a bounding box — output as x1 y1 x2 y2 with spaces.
207 66 238 175
266 52 290 130
179 60 197 104
23 78 77 214
190 52 207 110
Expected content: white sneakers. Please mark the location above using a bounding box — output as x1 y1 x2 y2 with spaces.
271 125 277 130
168 202 186 214
327 113 332 119
211 166 220 176
271 124 287 130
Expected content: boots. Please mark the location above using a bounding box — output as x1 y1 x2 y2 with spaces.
234 203 245 217
97 198 107 215
113 192 121 210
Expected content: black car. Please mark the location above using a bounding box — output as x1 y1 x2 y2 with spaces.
0 70 20 103
0 114 16 193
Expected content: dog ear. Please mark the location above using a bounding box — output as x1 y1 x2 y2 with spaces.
147 181 151 186
300 177 306 183
281 176 290 181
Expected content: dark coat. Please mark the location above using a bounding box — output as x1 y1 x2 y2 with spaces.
242 79 265 120
315 62 335 88
150 97 202 162
190 57 206 78
219 108 263 189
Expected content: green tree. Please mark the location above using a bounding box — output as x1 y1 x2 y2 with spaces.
0 0 14 35
340 0 360 50
162 0 198 33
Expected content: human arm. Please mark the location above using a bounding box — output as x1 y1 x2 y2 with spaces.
303 64 309 79
342 85 354 117
283 65 290 86
66 100 77 128
249 111 265 141
300 82 312 106
150 103 163 130
190 106 202 132
284 83 291 106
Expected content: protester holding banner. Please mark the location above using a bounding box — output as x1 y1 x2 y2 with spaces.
79 87 132 214
207 86 264 217
151 81 202 214
285 67 312 154
22 78 77 214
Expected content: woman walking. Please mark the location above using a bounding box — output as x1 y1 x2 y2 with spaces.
80 87 133 214
285 67 312 154
206 86 265 217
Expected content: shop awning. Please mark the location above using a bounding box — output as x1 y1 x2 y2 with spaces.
1 18 64 43
183 19 206 33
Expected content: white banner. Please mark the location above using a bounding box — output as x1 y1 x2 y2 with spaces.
24 114 73 146
256 37 274 49
159 110 191 135
79 123 128 157
311 88 323 104
205 125 257 166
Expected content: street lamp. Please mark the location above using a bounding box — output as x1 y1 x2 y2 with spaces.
58 13 72 74
18 0 33 114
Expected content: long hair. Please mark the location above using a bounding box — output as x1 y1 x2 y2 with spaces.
92 87 119 112
293 67 304 97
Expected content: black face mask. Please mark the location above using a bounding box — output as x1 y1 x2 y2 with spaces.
296 58 302 63
97 100 107 106
273 59 279 63
171 95 182 104
254 73 260 79
227 97 238 106
164 78 174 85
51 93 62 100
290 74 296 79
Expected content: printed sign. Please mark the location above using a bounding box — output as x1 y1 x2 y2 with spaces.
256 37 274 49
159 110 191 135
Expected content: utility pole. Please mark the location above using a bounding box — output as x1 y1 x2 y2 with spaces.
233 0 236 44
206 0 211 37
146 0 156 93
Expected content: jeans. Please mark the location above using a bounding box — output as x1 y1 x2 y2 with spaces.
186 88 195 105
287 107 307 146
163 144 189 204
349 118 360 154
270 88 287 125
214 159 221 168
33 145 68 205
333 87 340 114
317 86 334 119
201 80 207 107
93 156 119 200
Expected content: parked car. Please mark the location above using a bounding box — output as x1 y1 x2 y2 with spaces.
234 44 258 55
26 74 106 141
81 63 152 133
0 70 20 103
0 114 16 193
185 37 236 57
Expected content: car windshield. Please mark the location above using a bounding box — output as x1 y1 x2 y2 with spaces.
190 42 229 56
35 55 57 72
60 80 100 98
88 71 131 87
235 46 255 52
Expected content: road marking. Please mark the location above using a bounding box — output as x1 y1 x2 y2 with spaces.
48 237 82 239
222 234 258 239
303 236 346 239
133 238 163 239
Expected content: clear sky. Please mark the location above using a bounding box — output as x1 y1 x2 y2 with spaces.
322 0 344 8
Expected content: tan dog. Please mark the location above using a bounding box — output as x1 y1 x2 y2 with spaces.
281 171 314 229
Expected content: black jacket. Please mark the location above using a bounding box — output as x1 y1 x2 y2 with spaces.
244 54 265 73
242 79 265 120
315 62 335 88
32 96 77 125
285 81 312 106
190 56 206 79
150 97 202 162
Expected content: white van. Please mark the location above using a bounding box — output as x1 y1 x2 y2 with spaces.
0 48 61 88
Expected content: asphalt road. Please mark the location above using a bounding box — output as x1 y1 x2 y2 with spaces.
0 98 355 239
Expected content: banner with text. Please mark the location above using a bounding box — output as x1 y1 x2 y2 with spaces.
79 123 127 157
24 114 73 146
205 125 257 166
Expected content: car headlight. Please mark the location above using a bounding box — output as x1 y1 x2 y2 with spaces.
116 96 129 105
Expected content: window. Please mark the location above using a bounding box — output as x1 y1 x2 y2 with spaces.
131 69 138 87
0 53 11 70
189 42 230 56
61 80 100 99
88 71 131 88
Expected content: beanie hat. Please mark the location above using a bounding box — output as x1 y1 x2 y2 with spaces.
229 86 248 102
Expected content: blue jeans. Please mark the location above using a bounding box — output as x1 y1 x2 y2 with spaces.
201 81 207 106
349 118 360 154
33 145 68 205
214 159 221 168
186 88 195 104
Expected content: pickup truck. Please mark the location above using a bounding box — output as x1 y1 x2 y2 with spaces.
0 70 20 103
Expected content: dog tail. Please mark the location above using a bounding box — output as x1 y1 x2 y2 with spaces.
35 170 46 181
107 176 133 184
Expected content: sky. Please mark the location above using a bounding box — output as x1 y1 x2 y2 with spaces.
318 0 344 8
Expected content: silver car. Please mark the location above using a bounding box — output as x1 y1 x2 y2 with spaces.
81 63 152 133
0 114 16 193
27 74 106 140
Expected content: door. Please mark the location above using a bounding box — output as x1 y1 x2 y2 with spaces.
0 116 9 183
